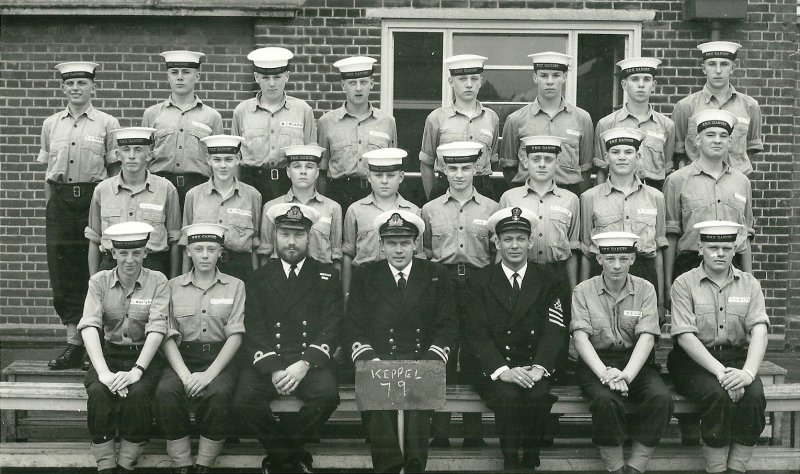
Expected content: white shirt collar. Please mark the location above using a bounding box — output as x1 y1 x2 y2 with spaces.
501 262 527 287
281 258 306 278
389 260 413 283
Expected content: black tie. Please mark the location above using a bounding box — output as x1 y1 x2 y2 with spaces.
288 264 298 282
397 272 406 292
512 272 520 293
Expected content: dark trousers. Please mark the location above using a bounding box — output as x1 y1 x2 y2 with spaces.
239 165 291 203
155 342 237 441
218 250 254 282
475 375 556 468
46 183 96 325
673 252 744 282
326 176 371 214
154 172 206 210
232 364 339 465
84 343 163 443
101 250 171 276
668 346 766 447
367 409 432 473
576 351 673 447
430 174 496 201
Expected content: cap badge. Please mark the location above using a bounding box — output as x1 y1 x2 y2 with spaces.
287 206 303 220
511 207 522 221
388 213 405 227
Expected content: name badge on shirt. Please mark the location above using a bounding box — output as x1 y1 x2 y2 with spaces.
550 205 572 218
728 296 750 303
737 117 750 126
565 129 582 137
319 216 332 224
130 299 152 306
210 298 233 305
637 208 658 216
472 219 488 226
368 130 390 140
140 203 164 211
646 131 665 141
227 208 252 217
85 135 104 144
733 193 746 203
191 121 213 133
623 310 642 318
480 129 494 139
281 121 304 129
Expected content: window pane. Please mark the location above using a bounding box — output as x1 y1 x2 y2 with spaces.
453 34 568 66
393 32 443 102
577 34 626 125
395 108 434 207
478 70 536 102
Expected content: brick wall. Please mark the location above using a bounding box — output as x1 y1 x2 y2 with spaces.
1 0 797 345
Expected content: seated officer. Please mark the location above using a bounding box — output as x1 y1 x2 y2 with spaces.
86 127 182 278
345 210 457 474
78 222 169 473
182 135 261 281
155 223 245 474
233 203 342 474
572 232 673 474
465 207 570 472
668 221 768 474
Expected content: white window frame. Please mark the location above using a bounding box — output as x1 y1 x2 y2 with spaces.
379 19 642 115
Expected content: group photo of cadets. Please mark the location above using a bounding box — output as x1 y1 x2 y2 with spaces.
35 36 769 474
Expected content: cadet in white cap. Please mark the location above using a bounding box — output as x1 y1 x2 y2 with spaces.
86 127 182 280
317 56 397 211
594 58 675 191
155 223 245 474
581 128 668 323
341 148 424 296
78 221 169 474
671 41 762 174
181 135 261 281
572 232 672 474
501 52 594 196
232 47 317 204
41 61 122 370
233 202 342 474
259 144 343 268
423 141 499 448
664 110 753 309
142 50 223 209
344 209 457 473
419 54 500 200
667 221 768 474
465 206 569 471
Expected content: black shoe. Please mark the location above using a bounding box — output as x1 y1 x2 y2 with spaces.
98 470 115 474
289 457 314 473
522 451 540 469
116 467 134 473
429 437 451 448
261 456 279 474
173 467 194 474
195 466 211 473
48 343 84 370
624 466 643 474
463 437 488 448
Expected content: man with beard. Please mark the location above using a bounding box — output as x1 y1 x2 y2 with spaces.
233 203 342 474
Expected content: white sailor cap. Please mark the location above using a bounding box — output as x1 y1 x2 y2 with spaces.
283 144 325 164
248 47 294 75
527 52 572 72
201 135 243 155
267 203 320 230
600 128 646 151
694 220 743 243
112 127 157 146
591 231 639 254
616 57 661 78
183 223 227 245
54 62 99 81
521 136 563 155
437 141 482 164
697 41 742 61
444 54 488 76
374 210 424 238
160 50 204 69
364 148 406 172
692 109 737 134
488 207 538 235
105 222 154 250
333 56 376 79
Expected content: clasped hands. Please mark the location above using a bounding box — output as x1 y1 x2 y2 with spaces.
499 366 545 388
717 367 754 402
600 367 631 397
272 360 310 395
98 369 142 397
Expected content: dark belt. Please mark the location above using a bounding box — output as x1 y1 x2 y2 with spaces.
180 341 225 353
48 181 98 198
106 342 144 352
444 262 480 277
333 175 370 188
707 344 742 353
154 171 206 188
241 165 283 181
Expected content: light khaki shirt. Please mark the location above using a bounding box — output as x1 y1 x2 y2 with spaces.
342 193 423 265
419 103 499 176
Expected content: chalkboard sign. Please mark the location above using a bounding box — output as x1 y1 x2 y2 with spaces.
355 360 446 411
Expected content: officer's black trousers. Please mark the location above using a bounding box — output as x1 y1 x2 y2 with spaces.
232 364 339 465
46 185 94 325
576 352 673 447
84 344 162 444
366 409 432 473
154 344 237 441
668 346 766 447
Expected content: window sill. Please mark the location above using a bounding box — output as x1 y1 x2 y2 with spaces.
367 7 655 22
1 0 301 17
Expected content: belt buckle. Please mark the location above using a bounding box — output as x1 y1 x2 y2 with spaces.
457 264 466 276
176 175 185 187
202 343 211 352
72 186 81 198
270 169 280 180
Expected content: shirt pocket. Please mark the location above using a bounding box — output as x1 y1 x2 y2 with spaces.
227 211 255 245
127 302 151 342
467 223 491 255
430 224 456 261
559 130 582 171
277 123 305 149
241 128 268 161
355 226 379 259
80 140 107 177
640 132 666 175
549 210 572 254
588 313 612 346
209 300 234 340
329 138 353 172
693 303 717 345
153 127 177 160
721 194 746 222
631 210 657 252
730 116 750 158
173 305 198 340
103 309 126 340
101 207 123 229
311 217 333 255
593 212 620 235
139 209 166 226
725 303 750 345
367 131 390 151
186 124 212 159
683 195 711 216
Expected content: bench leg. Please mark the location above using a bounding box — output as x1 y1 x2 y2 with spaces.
1 408 17 442
771 412 783 446
793 412 800 449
